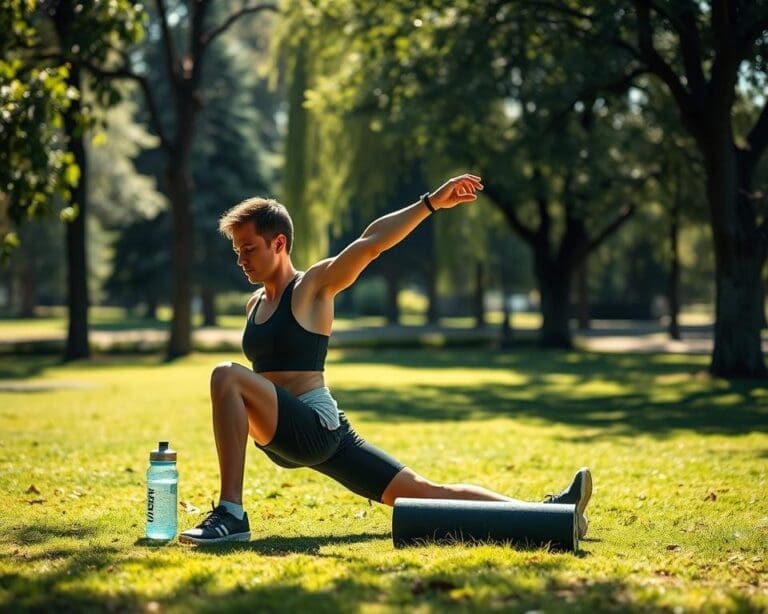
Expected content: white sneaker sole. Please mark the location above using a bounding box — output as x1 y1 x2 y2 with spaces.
575 467 592 539
179 531 251 545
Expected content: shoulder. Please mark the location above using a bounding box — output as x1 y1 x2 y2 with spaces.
296 259 334 299
245 288 264 315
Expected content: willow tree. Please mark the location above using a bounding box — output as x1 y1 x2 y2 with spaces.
280 1 654 347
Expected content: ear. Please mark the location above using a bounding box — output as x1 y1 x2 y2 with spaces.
274 234 287 254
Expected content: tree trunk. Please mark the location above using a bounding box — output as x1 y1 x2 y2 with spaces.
166 160 194 359
143 297 158 321
426 262 438 325
667 195 681 341
705 141 767 377
201 287 217 327
63 65 90 361
538 264 573 348
384 268 399 324
19 255 36 317
473 261 486 329
575 257 590 330
499 272 513 348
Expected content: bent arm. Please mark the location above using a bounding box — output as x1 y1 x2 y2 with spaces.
308 174 483 297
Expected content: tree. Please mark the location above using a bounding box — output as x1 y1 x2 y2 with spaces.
525 1 768 375
0 2 78 262
4 0 145 359
282 1 652 347
104 0 278 359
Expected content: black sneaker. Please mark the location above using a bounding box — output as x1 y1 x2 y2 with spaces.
543 467 592 539
179 505 251 544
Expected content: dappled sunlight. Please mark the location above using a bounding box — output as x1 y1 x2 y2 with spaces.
2 349 767 612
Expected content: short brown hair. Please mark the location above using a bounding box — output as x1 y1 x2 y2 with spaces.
218 197 294 253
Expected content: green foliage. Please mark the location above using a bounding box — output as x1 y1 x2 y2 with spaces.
0 59 77 258
0 0 146 262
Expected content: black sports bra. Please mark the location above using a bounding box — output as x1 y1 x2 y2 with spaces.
242 274 329 372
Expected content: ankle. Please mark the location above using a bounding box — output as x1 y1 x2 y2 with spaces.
218 499 245 520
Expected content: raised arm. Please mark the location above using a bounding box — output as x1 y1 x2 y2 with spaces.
306 174 483 297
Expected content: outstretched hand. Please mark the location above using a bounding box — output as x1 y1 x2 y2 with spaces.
429 174 483 210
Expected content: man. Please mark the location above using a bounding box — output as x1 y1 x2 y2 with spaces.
180 174 592 544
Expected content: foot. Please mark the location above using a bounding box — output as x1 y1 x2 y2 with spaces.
179 505 251 545
543 467 592 539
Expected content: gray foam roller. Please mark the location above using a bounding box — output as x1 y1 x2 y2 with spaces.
392 498 578 551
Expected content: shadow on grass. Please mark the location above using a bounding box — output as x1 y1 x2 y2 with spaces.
5 545 765 613
331 349 768 437
0 356 59 380
190 531 390 556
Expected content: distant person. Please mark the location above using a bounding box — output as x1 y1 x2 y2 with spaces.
180 174 592 544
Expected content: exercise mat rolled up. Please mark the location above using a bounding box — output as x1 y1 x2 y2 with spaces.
392 498 578 551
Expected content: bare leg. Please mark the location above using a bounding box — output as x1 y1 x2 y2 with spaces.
380 467 527 506
209 362 279 505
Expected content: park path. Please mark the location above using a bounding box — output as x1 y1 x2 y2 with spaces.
82 321 768 354
2 320 766 355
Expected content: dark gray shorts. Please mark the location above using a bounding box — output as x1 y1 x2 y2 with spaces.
254 385 405 502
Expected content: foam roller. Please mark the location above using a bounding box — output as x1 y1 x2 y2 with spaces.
392 498 578 551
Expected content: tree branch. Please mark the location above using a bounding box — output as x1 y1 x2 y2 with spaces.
738 14 768 56
634 0 701 137
652 0 706 98
80 61 170 150
189 0 210 86
585 203 636 254
746 97 768 164
483 182 537 245
201 2 278 48
155 0 182 86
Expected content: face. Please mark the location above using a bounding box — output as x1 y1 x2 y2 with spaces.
231 223 286 284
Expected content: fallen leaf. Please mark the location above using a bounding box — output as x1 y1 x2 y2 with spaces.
355 510 367 519
666 544 681 552
751 556 763 563
623 514 638 526
179 501 200 514
703 491 717 502
25 484 41 495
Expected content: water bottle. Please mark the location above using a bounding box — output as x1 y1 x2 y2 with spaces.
146 441 178 540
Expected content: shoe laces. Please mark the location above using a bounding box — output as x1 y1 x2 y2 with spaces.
199 503 228 528
543 489 568 504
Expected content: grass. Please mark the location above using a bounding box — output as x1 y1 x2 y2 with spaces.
1 348 766 612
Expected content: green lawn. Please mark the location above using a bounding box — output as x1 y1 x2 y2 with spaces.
1 349 766 612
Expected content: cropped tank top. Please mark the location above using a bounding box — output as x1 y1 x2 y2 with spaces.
242 274 329 372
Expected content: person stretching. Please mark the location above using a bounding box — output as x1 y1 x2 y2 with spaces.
180 174 592 544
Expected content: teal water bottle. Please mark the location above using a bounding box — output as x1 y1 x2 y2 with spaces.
146 441 178 540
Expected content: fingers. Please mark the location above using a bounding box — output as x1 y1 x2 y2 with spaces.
452 174 483 191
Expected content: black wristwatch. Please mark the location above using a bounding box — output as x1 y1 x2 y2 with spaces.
421 192 436 213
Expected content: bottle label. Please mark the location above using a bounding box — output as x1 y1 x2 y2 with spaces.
146 480 177 536
147 487 155 523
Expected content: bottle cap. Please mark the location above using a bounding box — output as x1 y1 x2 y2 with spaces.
150 441 177 461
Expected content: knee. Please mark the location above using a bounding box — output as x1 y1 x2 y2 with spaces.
210 362 237 402
381 470 441 506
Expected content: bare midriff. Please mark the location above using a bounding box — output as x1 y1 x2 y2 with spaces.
259 370 326 397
